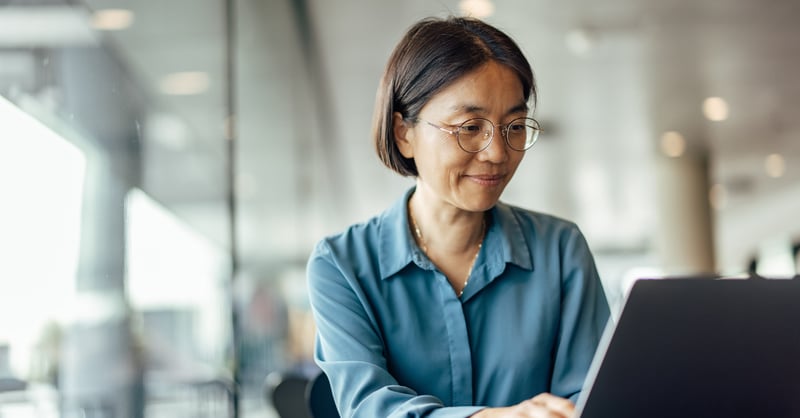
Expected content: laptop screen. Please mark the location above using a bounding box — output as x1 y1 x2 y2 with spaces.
575 277 800 418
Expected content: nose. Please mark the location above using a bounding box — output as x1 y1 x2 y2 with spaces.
476 128 509 163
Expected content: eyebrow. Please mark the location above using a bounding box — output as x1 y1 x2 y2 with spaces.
450 101 529 116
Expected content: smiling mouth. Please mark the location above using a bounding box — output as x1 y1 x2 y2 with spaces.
467 174 505 185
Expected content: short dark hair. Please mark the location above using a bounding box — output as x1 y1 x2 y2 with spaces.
372 16 536 177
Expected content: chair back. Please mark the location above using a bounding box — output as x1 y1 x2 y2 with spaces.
306 372 338 418
266 373 312 418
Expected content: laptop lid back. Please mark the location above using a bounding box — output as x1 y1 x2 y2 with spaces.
575 277 800 418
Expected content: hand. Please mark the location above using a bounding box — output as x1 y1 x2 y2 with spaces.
470 393 575 418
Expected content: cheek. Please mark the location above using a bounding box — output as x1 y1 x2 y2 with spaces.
509 152 526 171
497 154 525 185
416 140 462 170
420 154 466 187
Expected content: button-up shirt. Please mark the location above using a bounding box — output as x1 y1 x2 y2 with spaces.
307 188 610 418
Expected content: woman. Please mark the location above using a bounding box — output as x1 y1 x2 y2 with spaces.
307 16 610 418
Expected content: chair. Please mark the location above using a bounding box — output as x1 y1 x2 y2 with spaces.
265 372 312 418
305 372 339 418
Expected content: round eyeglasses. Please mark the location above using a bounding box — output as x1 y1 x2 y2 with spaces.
419 117 541 153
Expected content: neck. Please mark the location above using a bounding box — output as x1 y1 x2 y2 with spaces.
408 194 486 297
408 195 486 255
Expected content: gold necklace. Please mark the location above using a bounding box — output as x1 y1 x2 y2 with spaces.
410 211 485 296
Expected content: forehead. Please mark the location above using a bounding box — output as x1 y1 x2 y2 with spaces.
423 61 527 117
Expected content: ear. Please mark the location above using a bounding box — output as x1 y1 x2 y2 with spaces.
393 112 415 159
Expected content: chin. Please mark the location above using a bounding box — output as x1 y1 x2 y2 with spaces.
467 196 501 212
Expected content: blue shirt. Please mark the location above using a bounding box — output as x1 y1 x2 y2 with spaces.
307 188 610 418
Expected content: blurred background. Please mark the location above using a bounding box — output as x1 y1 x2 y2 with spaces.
0 0 798 416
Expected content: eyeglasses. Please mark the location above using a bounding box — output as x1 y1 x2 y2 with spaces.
418 117 541 153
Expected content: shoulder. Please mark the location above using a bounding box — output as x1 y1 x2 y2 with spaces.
305 218 378 303
309 189 412 278
494 202 595 269
497 201 583 240
306 205 406 307
497 204 601 292
309 215 382 265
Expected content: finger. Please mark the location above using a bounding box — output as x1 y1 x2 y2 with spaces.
520 400 570 418
530 393 575 417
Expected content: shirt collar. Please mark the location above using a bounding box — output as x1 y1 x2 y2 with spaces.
377 187 534 280
489 201 533 271
378 187 418 280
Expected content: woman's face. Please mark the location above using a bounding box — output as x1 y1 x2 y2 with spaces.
395 60 528 213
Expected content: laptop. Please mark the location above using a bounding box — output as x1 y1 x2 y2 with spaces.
574 277 800 418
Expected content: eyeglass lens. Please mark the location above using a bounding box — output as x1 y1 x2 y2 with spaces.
456 118 539 152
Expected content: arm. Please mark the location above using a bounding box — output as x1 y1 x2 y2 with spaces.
306 241 484 418
550 226 611 403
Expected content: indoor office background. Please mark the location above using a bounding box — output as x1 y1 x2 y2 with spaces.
0 0 798 417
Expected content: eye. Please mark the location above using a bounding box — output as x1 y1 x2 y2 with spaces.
507 122 527 133
459 123 483 133
457 119 492 139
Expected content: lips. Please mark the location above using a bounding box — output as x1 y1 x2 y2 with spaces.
469 174 504 180
466 174 506 185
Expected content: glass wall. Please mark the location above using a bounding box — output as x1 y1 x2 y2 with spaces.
0 0 241 416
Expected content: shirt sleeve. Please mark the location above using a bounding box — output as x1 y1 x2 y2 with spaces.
549 225 611 403
306 240 485 418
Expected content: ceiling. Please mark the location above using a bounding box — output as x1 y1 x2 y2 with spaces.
27 0 800 281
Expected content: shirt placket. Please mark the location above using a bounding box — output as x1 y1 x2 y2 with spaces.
434 270 474 406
